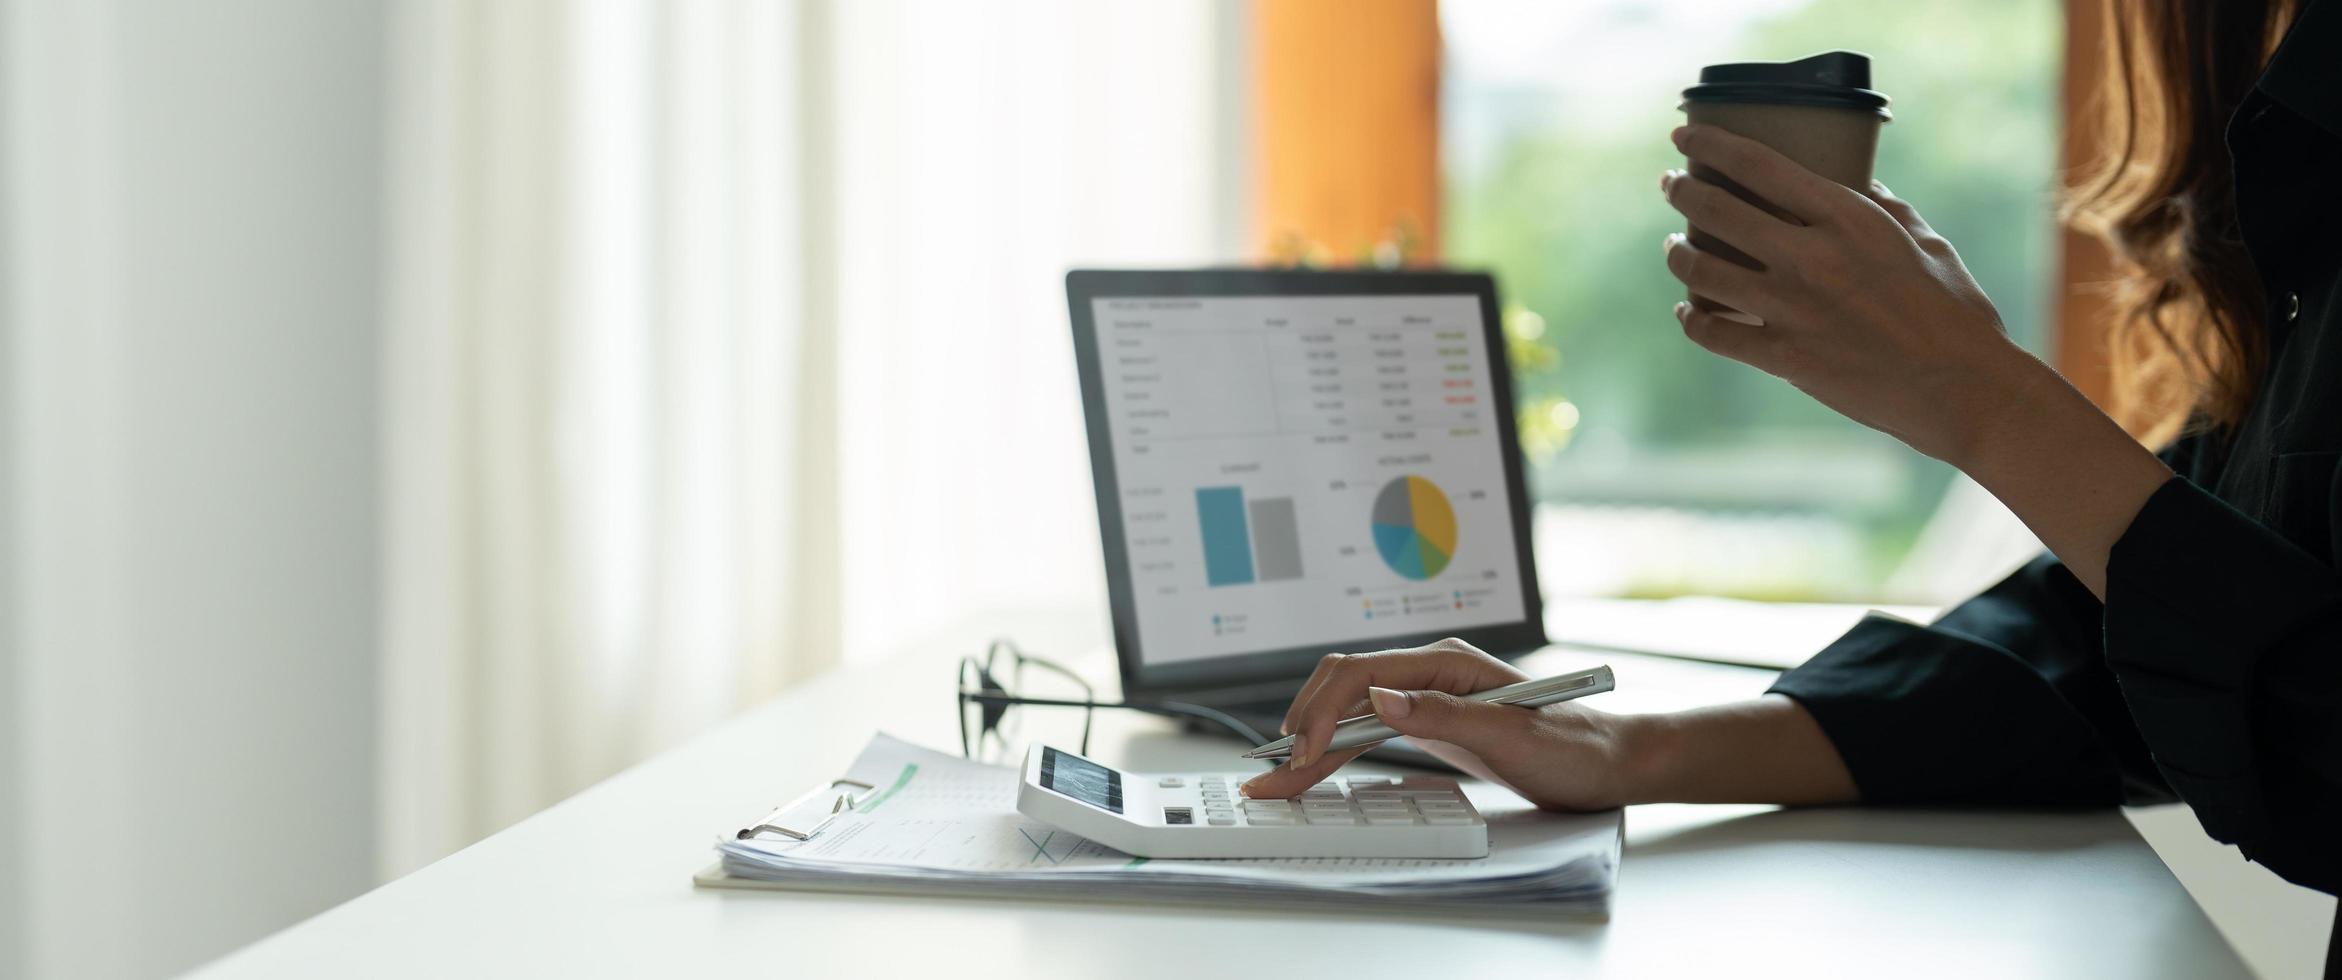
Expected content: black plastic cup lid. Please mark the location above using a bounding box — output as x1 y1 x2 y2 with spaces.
1682 50 1891 118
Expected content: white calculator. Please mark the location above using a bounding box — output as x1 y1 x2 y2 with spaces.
1016 744 1488 859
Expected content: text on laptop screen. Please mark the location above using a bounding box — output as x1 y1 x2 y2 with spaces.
1090 294 1529 666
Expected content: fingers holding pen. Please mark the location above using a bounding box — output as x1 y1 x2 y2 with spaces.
1280 652 1346 737
1239 744 1369 799
1247 687 1453 798
1257 640 1528 797
1280 646 1460 764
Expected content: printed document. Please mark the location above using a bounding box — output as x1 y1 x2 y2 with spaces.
710 734 1620 913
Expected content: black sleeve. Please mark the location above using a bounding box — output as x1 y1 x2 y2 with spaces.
1770 472 2342 897
2099 475 2342 896
1769 553 2171 807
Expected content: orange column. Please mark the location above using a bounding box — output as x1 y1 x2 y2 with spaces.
1250 0 1443 265
2055 0 2116 409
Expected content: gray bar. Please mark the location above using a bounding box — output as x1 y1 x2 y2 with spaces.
1248 497 1304 582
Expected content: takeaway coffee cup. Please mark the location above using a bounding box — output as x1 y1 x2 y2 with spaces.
1679 50 1891 318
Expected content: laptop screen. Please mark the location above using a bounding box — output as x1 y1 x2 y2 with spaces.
1069 271 1544 695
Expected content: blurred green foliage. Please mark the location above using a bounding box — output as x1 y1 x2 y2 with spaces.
1446 0 2059 597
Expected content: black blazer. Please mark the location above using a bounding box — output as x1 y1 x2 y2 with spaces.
1768 0 2342 959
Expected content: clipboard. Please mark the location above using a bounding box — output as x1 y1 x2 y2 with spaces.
699 733 1618 918
735 778 877 842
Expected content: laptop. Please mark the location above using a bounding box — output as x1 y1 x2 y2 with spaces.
1065 269 1547 765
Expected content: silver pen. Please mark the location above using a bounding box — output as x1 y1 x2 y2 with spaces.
1240 665 1615 760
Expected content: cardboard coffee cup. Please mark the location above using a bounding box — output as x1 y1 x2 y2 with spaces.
1679 51 1891 319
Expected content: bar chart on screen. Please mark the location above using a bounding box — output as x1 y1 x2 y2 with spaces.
1195 486 1305 587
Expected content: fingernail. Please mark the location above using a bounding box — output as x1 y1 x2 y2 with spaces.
1673 301 1690 323
1662 232 1682 256
1368 686 1411 719
1671 126 1690 149
1239 776 1264 796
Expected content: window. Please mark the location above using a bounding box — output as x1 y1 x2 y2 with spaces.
1442 0 2060 601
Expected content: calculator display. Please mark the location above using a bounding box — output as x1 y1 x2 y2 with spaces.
1038 747 1123 814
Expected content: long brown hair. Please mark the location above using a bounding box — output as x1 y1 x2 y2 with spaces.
2065 0 2302 443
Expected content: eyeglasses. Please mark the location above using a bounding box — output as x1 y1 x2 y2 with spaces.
957 639 1272 762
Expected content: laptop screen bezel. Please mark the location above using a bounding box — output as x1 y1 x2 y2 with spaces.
1066 268 1548 702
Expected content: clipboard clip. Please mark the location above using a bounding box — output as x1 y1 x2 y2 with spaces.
737 778 878 842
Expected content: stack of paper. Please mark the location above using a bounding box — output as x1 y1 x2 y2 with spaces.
704 733 1621 915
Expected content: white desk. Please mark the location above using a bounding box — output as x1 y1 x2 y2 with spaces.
194 644 2247 978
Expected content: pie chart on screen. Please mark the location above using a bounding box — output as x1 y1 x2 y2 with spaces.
1371 475 1457 580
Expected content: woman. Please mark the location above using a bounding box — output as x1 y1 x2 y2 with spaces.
1241 0 2339 958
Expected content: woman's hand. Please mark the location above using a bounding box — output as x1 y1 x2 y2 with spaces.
1237 638 1637 810
1658 123 2038 465
1659 123 2176 599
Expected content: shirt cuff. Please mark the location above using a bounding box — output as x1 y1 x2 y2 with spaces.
1769 613 2124 806
2105 476 2340 685
2101 476 2342 845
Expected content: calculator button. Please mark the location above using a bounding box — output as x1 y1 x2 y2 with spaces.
1156 777 1185 788
1353 793 1404 804
1345 776 1393 787
1364 813 1418 825
1246 813 1296 825
1305 813 1361 825
1423 813 1477 825
1242 799 1291 811
1207 814 1236 826
1410 791 1460 802
1302 803 1354 813
1359 803 1412 815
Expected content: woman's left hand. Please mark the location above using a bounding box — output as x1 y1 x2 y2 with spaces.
1659 123 2039 466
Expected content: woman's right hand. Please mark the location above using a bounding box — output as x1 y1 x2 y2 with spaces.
1236 638 1638 810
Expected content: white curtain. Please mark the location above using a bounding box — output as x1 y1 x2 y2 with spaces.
825 1 1235 664
380 0 832 876
380 0 1233 876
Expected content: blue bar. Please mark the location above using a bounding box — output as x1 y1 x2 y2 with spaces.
1195 486 1256 587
